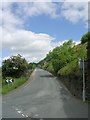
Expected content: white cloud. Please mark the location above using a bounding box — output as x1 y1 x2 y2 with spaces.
1 2 89 27
2 28 56 62
58 39 80 46
1 1 88 64
14 2 59 19
1 2 60 63
1 2 23 30
14 2 89 27
2 26 81 63
61 2 88 26
2 56 10 61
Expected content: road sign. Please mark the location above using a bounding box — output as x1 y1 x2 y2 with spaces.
78 60 87 69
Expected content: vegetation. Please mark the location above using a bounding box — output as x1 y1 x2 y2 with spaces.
81 32 90 44
2 54 36 95
2 76 28 95
38 32 89 100
28 62 37 69
2 54 28 78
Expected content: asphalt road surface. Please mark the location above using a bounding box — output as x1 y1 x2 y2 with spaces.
2 69 88 119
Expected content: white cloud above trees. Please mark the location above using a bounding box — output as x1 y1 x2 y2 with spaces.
2 28 55 62
1 1 89 63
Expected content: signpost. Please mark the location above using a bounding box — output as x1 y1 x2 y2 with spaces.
78 58 87 102
82 59 85 102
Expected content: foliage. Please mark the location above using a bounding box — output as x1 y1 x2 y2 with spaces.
45 62 54 73
2 66 34 95
2 54 28 78
2 54 37 95
39 40 77 74
81 32 90 44
38 39 87 76
2 76 27 95
28 62 37 69
58 60 82 78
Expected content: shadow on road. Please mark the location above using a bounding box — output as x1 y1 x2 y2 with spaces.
40 75 54 78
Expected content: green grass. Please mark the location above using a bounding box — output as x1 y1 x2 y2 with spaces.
1 69 34 95
2 76 28 95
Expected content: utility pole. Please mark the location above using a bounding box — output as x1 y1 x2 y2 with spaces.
82 58 85 102
78 58 86 102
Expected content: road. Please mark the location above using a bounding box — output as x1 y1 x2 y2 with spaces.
2 68 88 119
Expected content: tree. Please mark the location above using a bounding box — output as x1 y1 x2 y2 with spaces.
28 62 37 69
2 54 28 78
81 32 90 44
38 40 75 74
51 40 74 73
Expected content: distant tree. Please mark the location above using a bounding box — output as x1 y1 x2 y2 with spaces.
28 62 37 69
81 32 90 44
2 54 28 78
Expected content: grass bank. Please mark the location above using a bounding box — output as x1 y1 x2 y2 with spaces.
2 69 34 95
2 77 27 95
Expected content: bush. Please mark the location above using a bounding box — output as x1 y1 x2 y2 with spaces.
2 54 28 78
81 32 90 44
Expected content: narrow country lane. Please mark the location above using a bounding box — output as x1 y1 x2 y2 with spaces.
2 69 88 119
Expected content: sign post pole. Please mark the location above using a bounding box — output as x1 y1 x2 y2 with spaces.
82 58 85 102
78 58 86 102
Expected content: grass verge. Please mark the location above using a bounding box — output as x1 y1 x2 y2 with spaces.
2 69 34 95
2 77 27 95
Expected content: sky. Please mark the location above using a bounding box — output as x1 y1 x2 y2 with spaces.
0 0 89 65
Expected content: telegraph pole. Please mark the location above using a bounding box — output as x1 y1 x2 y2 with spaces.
78 58 86 102
82 58 85 102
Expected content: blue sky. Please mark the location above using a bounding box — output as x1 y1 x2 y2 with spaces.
0 1 89 65
24 14 87 41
